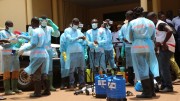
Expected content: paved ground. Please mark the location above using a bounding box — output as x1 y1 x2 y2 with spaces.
1 84 180 101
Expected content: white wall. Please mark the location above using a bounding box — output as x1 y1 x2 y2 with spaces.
0 0 27 32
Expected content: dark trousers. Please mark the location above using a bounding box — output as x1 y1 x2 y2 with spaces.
158 50 173 88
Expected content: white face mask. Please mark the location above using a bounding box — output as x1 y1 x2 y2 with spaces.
92 23 98 29
78 28 82 31
8 27 13 33
41 20 47 27
28 26 33 36
72 25 78 30
106 25 111 29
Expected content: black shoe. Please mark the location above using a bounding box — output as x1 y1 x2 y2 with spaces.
42 92 51 96
160 87 173 92
60 84 65 90
136 93 152 98
68 85 75 91
136 78 153 98
42 80 51 96
30 93 41 98
30 81 42 98
152 92 156 97
125 82 134 86
160 85 166 90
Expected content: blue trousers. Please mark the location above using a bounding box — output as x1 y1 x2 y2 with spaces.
69 53 85 85
105 50 116 68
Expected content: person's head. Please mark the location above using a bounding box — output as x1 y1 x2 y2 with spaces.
71 18 79 30
117 24 122 31
166 10 173 19
91 19 98 30
147 12 158 24
5 20 13 33
160 13 166 22
40 15 48 27
133 7 144 19
103 19 113 29
125 10 134 22
31 17 40 29
158 11 164 19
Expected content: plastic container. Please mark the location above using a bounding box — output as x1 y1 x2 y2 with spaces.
86 69 94 83
95 74 107 98
106 75 127 101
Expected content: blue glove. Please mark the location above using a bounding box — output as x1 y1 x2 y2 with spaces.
84 48 88 60
47 18 59 31
15 39 26 48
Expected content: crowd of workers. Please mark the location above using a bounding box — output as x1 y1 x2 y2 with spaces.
0 6 180 99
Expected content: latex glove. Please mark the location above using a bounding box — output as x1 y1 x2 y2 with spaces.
18 49 24 56
85 54 88 60
121 44 125 58
15 39 26 48
18 35 31 41
62 52 67 61
18 35 26 39
84 49 88 60
47 18 59 30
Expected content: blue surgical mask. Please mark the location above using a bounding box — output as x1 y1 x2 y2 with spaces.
92 23 98 29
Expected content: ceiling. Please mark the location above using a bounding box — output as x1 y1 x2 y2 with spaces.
69 0 140 8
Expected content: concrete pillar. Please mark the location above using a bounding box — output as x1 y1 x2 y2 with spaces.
152 0 161 14
25 0 33 25
52 0 58 26
140 0 148 12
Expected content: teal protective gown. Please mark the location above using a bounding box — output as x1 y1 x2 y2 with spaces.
64 27 86 70
22 28 49 75
0 30 20 72
86 28 107 71
59 33 69 78
127 17 159 81
41 26 60 75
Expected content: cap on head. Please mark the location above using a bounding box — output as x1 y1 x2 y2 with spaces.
41 15 48 20
125 10 133 17
72 18 79 24
91 19 98 23
147 12 157 19
104 19 113 25
5 20 13 27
